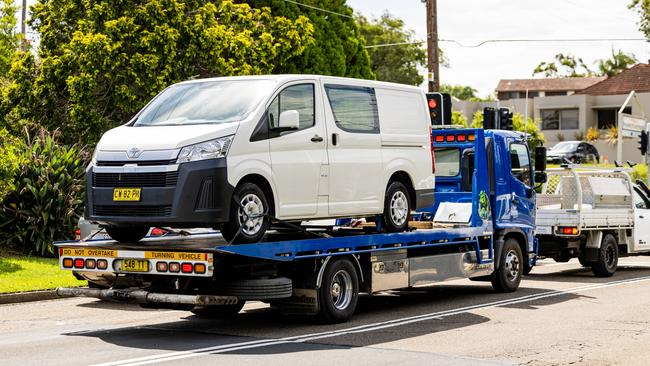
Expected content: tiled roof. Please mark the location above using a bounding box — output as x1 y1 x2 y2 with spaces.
495 77 606 92
578 64 650 95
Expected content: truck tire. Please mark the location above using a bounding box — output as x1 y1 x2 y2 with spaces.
382 181 411 232
190 301 246 318
491 238 523 293
105 226 149 242
318 257 359 323
591 234 618 277
221 182 270 244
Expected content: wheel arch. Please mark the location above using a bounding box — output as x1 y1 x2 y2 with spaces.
495 229 528 269
387 170 416 208
236 174 276 216
316 255 364 289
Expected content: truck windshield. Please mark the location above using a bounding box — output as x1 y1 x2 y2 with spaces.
133 80 275 126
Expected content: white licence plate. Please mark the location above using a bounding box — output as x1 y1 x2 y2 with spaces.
536 226 553 235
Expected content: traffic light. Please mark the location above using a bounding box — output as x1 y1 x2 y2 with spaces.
499 108 514 130
639 130 648 155
426 93 443 125
441 93 452 125
483 107 496 129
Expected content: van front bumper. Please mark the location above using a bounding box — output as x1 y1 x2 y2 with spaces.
86 159 234 227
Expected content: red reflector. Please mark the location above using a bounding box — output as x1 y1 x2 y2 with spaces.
74 258 85 269
446 135 455 142
468 134 475 141
435 135 444 143
428 98 437 109
457 134 466 142
169 262 180 273
85 259 96 269
151 228 166 236
62 258 73 268
156 262 168 272
194 263 206 274
97 259 108 270
181 263 193 273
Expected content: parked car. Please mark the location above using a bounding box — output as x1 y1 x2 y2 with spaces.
86 75 435 243
546 141 599 164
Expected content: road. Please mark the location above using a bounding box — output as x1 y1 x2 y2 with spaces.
2 257 650 366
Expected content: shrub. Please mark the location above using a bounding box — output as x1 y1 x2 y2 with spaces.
0 129 88 256
451 110 468 127
631 163 648 184
586 127 599 142
0 128 24 198
555 132 565 141
574 131 584 141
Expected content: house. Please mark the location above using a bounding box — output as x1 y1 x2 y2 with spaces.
496 77 605 100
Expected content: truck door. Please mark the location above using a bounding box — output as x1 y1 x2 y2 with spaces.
508 141 535 228
632 190 650 252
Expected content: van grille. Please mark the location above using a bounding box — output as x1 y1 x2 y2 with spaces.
93 205 173 217
92 172 178 187
95 160 176 167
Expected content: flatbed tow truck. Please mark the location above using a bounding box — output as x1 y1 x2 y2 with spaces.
55 128 545 323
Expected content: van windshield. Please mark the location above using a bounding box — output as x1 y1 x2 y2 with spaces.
133 80 275 126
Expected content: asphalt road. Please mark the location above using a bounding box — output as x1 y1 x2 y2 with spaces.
2 257 650 366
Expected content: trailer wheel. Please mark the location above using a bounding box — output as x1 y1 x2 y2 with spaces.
382 181 411 232
318 257 359 323
591 234 618 277
221 182 270 244
105 226 149 243
491 238 523 293
190 301 246 318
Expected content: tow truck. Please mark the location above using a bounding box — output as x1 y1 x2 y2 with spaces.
55 128 545 323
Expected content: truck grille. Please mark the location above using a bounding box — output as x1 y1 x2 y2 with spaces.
93 205 173 217
92 172 178 187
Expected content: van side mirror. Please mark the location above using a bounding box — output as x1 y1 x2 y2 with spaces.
535 146 547 172
278 110 300 130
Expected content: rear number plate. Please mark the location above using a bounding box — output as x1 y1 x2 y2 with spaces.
113 188 141 201
121 259 149 272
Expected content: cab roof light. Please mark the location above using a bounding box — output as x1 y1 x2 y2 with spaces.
446 135 455 142
435 135 444 143
457 134 466 142
468 134 475 141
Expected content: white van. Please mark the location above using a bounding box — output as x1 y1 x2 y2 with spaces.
87 75 435 243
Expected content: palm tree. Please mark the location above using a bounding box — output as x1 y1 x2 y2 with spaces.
597 50 637 77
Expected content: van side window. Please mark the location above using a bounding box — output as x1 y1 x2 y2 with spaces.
324 85 379 133
268 84 315 130
510 143 532 186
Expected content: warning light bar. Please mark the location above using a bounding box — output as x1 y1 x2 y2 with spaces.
431 134 475 144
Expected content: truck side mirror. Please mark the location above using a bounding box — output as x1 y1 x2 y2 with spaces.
278 110 300 130
535 146 547 172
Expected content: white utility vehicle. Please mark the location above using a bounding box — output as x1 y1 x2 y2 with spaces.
535 166 650 276
87 75 435 243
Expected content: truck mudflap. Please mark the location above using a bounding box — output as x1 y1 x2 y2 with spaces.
56 287 238 306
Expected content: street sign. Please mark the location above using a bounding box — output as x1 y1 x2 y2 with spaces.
621 114 647 137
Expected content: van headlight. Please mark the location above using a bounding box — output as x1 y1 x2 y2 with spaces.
176 136 234 164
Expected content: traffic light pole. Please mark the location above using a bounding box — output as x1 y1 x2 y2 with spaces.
426 0 440 92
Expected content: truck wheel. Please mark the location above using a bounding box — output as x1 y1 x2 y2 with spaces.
318 257 359 323
382 181 411 232
591 234 618 277
221 182 270 244
105 226 149 242
491 238 523 293
190 301 246 318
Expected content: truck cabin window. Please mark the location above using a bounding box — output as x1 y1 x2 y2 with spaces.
267 84 315 130
134 79 275 126
510 143 532 186
434 147 460 177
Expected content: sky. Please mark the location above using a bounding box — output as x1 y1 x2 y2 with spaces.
347 0 650 97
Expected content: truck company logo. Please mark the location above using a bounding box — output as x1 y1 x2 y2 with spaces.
126 147 143 158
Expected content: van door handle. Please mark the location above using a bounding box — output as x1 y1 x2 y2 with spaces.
311 135 323 143
332 133 339 146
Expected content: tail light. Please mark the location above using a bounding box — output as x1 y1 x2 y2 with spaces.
430 130 436 174
181 263 193 273
75 228 81 240
74 258 85 269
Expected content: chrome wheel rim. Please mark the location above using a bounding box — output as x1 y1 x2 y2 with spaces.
504 250 520 282
238 193 264 236
331 270 353 310
390 191 409 226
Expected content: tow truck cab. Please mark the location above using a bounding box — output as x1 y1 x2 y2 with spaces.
429 128 539 269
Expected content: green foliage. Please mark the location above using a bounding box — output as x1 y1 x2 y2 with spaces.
596 49 637 77
0 256 86 293
0 129 24 198
0 0 20 77
356 11 425 86
440 84 477 101
471 109 483 128
630 0 650 39
631 162 648 183
242 0 373 79
0 129 88 256
512 113 545 150
451 110 468 127
533 50 637 78
1 0 314 145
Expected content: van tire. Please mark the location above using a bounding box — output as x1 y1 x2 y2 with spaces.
221 182 270 244
591 234 618 277
382 181 411 232
491 238 523 292
105 226 149 243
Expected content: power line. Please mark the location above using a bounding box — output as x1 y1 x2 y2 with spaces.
281 0 354 19
365 38 648 49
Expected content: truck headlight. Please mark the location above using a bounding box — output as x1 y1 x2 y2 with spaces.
176 136 234 164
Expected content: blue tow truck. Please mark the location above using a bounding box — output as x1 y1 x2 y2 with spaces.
55 128 545 323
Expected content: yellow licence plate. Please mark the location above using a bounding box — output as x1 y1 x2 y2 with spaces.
113 188 141 201
121 259 149 272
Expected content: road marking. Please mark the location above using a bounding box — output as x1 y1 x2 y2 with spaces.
96 275 650 366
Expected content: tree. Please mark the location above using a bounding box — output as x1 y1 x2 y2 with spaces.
533 50 637 78
1 0 314 145
630 0 650 38
512 113 545 150
451 110 468 127
0 0 20 77
356 12 425 86
242 0 373 79
440 84 478 101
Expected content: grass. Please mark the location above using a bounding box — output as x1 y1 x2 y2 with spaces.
0 256 86 294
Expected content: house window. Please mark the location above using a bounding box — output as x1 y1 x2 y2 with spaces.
597 107 632 129
541 109 579 130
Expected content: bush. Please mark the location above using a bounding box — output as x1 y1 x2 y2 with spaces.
631 163 648 183
0 128 24 198
586 127 599 142
0 129 88 256
451 110 468 127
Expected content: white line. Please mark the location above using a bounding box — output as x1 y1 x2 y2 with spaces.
98 275 650 366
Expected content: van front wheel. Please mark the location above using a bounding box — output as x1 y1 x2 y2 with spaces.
382 181 411 232
221 182 270 244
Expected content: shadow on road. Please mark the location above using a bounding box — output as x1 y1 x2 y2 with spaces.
524 264 650 284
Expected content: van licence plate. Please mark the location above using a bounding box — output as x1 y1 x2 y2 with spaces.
113 188 141 201
121 259 149 272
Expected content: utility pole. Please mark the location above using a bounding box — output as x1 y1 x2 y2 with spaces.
21 0 27 50
425 0 440 92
